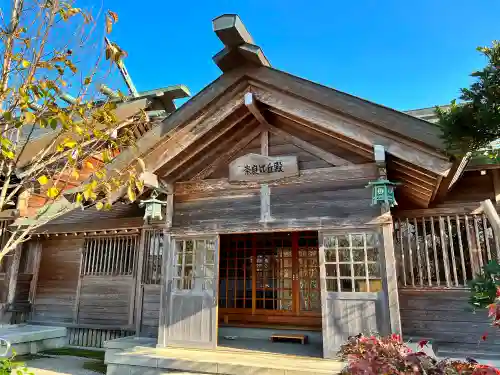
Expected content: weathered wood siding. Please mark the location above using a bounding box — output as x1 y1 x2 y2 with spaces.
32 238 83 323
174 192 261 232
77 276 133 326
140 284 161 337
400 289 500 350
13 274 32 305
272 181 375 227
0 273 7 302
173 164 379 234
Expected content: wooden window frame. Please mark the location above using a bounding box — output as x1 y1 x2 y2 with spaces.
322 232 382 293
171 237 217 294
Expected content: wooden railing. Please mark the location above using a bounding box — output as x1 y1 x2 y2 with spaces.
393 213 500 288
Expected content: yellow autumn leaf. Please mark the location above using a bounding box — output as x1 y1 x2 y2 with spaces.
46 187 60 199
85 161 94 170
21 60 30 68
64 140 77 149
71 170 80 180
37 175 49 185
137 157 146 172
23 111 35 125
127 184 136 202
95 201 104 210
2 149 14 159
75 193 83 204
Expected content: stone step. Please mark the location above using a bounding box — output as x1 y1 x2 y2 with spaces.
106 345 345 375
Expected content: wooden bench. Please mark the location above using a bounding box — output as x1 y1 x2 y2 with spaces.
270 334 308 345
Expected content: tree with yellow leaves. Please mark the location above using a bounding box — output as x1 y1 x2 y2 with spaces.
0 0 146 265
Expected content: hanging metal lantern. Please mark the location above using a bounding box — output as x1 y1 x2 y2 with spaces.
139 190 167 222
366 179 399 207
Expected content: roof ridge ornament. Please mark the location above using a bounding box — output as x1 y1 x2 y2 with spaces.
212 14 270 73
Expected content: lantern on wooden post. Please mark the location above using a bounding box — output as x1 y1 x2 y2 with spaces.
139 190 167 222
367 179 399 207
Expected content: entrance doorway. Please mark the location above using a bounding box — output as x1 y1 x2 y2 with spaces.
218 231 321 330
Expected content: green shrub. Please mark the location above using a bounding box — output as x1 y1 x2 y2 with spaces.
0 350 34 375
469 260 500 310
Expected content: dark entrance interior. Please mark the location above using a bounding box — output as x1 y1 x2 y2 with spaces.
218 231 321 331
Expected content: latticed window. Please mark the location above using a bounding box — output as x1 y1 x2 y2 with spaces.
82 235 138 276
173 238 216 291
323 232 382 292
142 229 164 285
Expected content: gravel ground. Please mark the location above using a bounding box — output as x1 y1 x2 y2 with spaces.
20 355 102 375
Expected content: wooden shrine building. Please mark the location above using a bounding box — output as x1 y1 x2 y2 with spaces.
1 14 499 363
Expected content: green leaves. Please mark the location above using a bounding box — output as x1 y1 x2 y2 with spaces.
1 136 14 160
437 40 500 156
468 260 500 310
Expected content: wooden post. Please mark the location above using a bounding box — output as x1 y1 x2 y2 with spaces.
73 242 85 323
158 185 174 346
482 199 500 240
492 170 500 204
134 229 147 335
260 130 272 223
157 233 171 347
3 244 22 322
28 240 42 320
374 145 402 335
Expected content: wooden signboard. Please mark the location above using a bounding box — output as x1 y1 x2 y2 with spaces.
229 153 299 182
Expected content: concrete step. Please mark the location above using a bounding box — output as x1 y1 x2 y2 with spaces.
106 344 345 375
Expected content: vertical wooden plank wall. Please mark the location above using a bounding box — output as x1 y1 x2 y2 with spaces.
32 238 84 323
76 235 139 327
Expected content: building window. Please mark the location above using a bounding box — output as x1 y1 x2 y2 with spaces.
82 235 138 276
142 229 164 285
323 232 382 292
173 238 216 291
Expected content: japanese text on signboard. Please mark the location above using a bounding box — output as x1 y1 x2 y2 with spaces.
243 161 284 175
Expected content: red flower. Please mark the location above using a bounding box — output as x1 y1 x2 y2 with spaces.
496 287 500 298
391 333 401 342
418 339 429 348
481 333 488 341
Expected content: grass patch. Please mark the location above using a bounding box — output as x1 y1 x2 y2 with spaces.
83 360 107 374
41 348 105 360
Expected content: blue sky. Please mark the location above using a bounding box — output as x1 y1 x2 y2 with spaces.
100 0 500 111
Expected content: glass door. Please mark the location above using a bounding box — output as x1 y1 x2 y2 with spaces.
219 232 321 318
